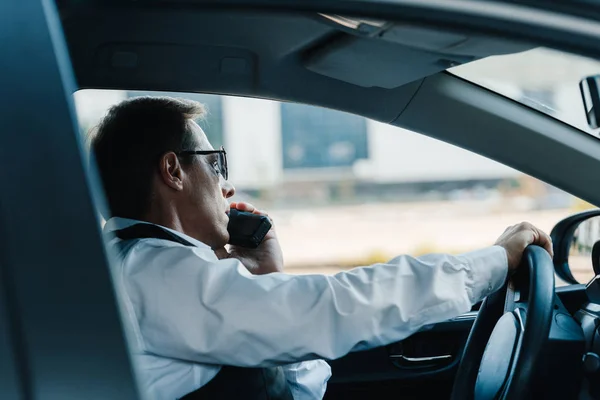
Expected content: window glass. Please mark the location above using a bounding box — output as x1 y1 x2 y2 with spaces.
76 89 594 286
281 102 368 170
451 47 600 137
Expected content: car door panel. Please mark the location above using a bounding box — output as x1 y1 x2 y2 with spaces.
0 273 22 400
325 284 588 399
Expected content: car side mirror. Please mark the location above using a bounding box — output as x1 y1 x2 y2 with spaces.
579 76 600 129
551 209 600 284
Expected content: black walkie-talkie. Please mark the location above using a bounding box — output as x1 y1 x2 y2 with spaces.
227 208 272 248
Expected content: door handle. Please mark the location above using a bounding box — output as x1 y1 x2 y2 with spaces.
389 354 452 363
389 353 453 369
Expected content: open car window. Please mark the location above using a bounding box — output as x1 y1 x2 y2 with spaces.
76 89 593 285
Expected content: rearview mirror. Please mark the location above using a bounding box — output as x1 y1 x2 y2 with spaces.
551 209 600 284
579 76 600 129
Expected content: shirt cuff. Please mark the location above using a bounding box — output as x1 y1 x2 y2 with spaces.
458 246 508 304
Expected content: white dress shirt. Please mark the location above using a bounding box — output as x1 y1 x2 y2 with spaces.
104 217 508 400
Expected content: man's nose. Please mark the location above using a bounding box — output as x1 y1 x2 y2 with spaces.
221 179 235 199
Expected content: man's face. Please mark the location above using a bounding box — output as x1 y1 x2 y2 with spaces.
180 121 234 248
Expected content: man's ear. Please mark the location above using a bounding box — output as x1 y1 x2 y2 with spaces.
159 152 184 191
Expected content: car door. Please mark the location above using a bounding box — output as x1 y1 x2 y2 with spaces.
324 284 588 399
325 311 476 399
0 278 22 400
0 0 139 398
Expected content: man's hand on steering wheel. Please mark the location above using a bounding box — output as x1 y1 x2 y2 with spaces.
452 223 558 400
494 222 554 273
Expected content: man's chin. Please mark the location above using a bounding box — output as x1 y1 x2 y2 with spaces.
210 234 229 250
216 227 230 249
203 223 229 251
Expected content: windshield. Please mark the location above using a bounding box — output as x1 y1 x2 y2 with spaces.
451 47 600 136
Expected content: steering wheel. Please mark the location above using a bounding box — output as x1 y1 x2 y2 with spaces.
450 245 555 400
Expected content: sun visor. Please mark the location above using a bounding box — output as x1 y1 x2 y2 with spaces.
305 17 534 89
304 34 471 89
379 25 532 58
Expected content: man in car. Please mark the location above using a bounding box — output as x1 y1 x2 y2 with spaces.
90 96 553 400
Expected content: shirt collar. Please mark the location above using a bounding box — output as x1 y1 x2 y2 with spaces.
104 217 212 251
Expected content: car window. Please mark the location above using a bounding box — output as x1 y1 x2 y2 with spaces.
74 89 594 286
451 47 600 137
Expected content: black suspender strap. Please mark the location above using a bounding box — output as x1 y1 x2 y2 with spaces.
114 223 196 247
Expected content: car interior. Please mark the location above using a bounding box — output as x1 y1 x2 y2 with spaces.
5 0 600 399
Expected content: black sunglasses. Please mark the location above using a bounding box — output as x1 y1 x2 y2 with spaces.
177 146 228 180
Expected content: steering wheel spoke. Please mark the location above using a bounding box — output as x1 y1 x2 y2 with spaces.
451 246 555 400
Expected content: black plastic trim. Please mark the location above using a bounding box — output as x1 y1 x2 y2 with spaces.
550 209 600 285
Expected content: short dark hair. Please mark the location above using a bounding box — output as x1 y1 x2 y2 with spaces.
89 96 206 220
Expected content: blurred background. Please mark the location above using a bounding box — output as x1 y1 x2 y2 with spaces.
75 47 600 286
